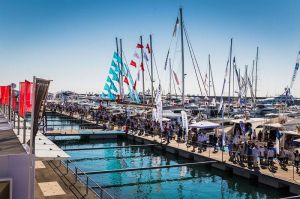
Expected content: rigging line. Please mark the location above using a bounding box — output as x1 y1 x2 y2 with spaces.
172 70 178 96
169 58 179 96
144 56 152 81
164 11 180 69
171 28 180 69
183 25 203 96
209 56 216 97
183 24 208 96
144 37 154 88
169 29 180 89
152 51 161 84
121 49 130 75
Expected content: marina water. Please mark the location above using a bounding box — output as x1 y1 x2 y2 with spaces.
49 113 291 199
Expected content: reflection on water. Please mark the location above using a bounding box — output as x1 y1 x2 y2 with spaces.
53 138 291 199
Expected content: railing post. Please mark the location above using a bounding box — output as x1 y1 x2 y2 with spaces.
75 167 78 182
293 164 295 180
86 176 89 195
66 160 69 174
222 149 224 162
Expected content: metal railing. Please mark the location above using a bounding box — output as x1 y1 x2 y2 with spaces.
64 160 115 199
48 160 115 199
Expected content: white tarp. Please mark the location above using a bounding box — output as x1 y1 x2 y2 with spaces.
189 121 220 129
162 110 180 118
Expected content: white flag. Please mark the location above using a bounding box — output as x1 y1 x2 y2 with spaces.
155 86 163 131
152 108 157 121
181 110 188 141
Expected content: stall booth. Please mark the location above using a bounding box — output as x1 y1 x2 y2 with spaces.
230 118 268 140
188 121 220 145
257 123 300 150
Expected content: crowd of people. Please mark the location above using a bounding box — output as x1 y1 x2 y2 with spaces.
47 102 300 173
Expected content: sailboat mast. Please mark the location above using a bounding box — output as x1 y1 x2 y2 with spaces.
228 38 232 116
169 58 172 98
228 38 233 105
180 7 185 107
252 60 255 93
140 36 145 104
208 54 211 97
245 65 248 101
209 55 216 98
150 34 154 105
119 38 124 101
255 47 259 101
115 37 122 99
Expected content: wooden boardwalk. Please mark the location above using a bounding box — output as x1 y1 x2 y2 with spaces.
35 160 98 199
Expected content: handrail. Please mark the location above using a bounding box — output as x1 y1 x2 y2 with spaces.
65 160 116 199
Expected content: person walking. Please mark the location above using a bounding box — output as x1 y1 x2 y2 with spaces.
252 144 259 168
294 150 300 173
258 145 265 166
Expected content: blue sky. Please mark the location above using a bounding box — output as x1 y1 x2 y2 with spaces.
0 0 300 97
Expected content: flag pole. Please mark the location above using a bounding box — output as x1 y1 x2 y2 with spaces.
115 37 122 101
150 34 154 105
120 39 124 102
30 77 36 155
180 7 185 107
17 82 20 135
140 36 145 104
228 38 233 116
23 81 27 144
8 85 12 123
28 76 36 199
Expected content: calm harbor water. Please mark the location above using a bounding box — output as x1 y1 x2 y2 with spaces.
53 138 290 199
49 113 291 199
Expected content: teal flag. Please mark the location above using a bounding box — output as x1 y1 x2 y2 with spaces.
114 64 120 74
111 60 118 69
104 83 110 91
110 82 118 93
108 92 116 100
101 93 106 99
109 68 116 76
106 76 113 84
112 74 119 82
113 52 121 64
111 70 119 81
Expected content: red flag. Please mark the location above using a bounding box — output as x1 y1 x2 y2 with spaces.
12 90 17 110
146 44 151 54
136 43 144 48
19 81 33 118
173 70 180 85
130 60 137 67
124 77 129 85
0 86 5 104
140 62 144 72
133 81 137 90
0 86 10 105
